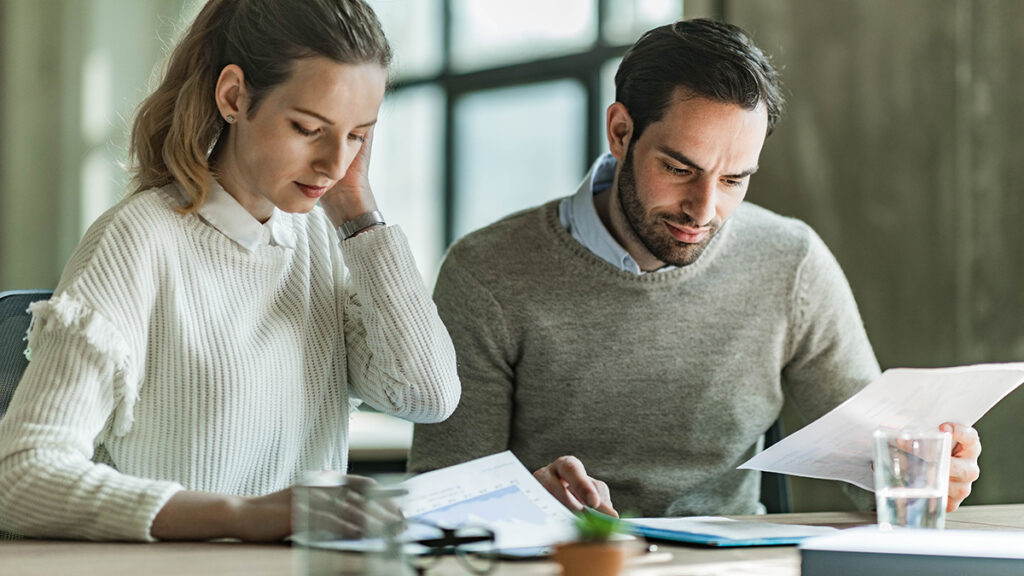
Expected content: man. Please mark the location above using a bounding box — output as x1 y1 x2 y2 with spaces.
408 19 980 518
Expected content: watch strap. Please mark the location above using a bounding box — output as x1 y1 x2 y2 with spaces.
337 210 386 241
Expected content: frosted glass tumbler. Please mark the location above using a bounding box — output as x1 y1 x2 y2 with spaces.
872 428 951 529
292 471 408 576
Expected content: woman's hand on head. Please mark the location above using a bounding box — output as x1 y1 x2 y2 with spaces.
320 127 379 228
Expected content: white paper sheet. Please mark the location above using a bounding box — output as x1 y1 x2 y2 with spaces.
397 451 578 550
739 363 1024 490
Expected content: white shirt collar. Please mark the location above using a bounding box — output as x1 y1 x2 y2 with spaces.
196 182 296 252
560 153 677 274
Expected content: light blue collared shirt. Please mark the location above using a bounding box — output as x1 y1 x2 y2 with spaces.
558 153 675 275
196 182 296 252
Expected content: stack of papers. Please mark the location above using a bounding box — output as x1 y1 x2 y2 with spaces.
625 516 836 547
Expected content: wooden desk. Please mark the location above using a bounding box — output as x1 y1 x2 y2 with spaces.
1 505 1021 576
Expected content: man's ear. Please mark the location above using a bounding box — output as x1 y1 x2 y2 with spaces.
214 64 246 122
606 102 634 162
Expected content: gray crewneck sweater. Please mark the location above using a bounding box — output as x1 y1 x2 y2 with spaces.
410 199 879 517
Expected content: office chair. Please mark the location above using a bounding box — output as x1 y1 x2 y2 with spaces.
0 290 53 420
760 418 792 513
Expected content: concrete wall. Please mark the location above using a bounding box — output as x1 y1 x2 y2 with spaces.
687 0 1024 510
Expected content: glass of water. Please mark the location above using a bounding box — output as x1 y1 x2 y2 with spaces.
872 427 952 529
292 471 409 575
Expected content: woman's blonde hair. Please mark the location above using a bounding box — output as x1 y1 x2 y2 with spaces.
128 0 391 212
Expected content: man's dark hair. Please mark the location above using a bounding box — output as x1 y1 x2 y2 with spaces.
615 18 784 141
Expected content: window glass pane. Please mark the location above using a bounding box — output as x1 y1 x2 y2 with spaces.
368 0 443 79
451 0 597 71
79 0 197 231
454 80 586 241
603 0 682 45
370 85 445 284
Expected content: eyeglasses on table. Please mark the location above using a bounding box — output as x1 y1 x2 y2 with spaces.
396 518 497 575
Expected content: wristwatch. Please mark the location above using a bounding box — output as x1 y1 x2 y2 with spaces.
336 210 386 241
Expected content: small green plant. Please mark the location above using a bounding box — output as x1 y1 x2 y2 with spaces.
572 508 625 543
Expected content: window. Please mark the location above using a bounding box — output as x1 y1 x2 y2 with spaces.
370 85 446 283
449 0 597 71
453 80 586 240
62 1 685 287
369 0 684 284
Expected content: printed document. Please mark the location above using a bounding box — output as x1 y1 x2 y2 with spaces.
311 451 577 554
739 363 1024 490
397 451 578 550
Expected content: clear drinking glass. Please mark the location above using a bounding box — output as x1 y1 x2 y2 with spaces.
292 471 409 575
872 428 952 529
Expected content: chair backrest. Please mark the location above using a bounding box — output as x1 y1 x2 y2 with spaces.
760 418 792 513
0 290 53 420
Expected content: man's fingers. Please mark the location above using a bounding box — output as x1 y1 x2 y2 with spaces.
534 464 585 512
591 480 619 518
940 423 980 513
947 458 978 512
551 456 602 509
941 422 981 459
534 457 619 517
948 453 981 484
948 479 973 512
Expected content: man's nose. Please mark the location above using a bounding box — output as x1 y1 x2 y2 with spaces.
680 177 717 226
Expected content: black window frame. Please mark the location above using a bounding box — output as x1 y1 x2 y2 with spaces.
386 0 688 247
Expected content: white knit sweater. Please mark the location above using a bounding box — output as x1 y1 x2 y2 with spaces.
0 184 460 541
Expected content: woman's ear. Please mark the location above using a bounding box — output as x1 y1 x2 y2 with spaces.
214 64 246 123
606 102 634 162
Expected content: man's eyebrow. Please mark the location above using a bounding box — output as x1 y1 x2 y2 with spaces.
293 107 378 129
729 165 759 178
657 146 704 172
656 145 759 178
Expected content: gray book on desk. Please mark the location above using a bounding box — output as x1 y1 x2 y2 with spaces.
800 526 1024 576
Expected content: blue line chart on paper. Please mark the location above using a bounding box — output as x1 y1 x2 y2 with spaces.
411 484 551 528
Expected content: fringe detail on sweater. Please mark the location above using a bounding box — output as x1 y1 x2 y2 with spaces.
26 295 138 437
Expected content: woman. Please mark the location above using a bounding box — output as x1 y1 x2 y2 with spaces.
0 0 459 542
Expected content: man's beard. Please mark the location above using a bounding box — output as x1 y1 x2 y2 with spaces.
617 144 721 268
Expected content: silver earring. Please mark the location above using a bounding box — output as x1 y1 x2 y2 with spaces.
225 114 235 124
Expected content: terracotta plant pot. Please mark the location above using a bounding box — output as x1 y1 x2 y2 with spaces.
552 541 628 576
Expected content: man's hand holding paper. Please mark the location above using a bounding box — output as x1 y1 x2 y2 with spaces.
740 364 1022 502
942 422 982 511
